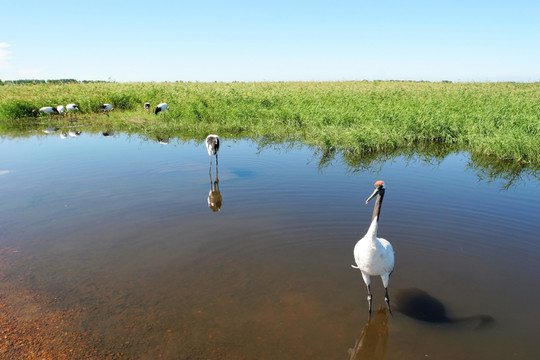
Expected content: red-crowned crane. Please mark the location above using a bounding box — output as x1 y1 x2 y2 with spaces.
100 103 114 116
155 103 169 115
33 106 60 117
144 102 151 112
66 103 79 114
352 180 395 315
205 134 220 167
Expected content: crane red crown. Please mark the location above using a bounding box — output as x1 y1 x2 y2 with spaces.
374 180 384 187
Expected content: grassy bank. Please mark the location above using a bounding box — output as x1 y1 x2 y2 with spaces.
1 81 538 165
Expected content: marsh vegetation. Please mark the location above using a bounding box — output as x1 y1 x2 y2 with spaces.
1 81 538 167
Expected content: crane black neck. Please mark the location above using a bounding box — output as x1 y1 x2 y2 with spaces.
371 189 385 223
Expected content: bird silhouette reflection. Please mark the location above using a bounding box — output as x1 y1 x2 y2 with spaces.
394 288 494 328
208 165 222 212
156 136 170 145
348 305 389 360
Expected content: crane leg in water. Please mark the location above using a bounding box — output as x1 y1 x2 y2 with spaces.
385 288 392 315
367 285 373 314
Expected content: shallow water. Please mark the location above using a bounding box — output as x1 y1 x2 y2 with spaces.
1 132 539 359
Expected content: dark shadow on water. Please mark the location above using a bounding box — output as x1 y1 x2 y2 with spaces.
394 288 495 329
348 305 389 360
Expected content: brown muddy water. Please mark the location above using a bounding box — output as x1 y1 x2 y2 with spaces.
0 131 539 359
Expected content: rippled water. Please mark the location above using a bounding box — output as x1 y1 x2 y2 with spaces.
1 132 539 359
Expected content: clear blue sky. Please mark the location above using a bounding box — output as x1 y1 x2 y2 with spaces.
1 0 539 82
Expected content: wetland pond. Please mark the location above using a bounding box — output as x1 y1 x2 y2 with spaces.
0 130 539 359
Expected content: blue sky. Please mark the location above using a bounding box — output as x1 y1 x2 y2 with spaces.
1 0 539 82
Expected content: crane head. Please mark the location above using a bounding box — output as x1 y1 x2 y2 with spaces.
366 180 385 204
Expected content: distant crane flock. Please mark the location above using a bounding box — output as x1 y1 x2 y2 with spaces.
34 100 219 168
32 102 169 117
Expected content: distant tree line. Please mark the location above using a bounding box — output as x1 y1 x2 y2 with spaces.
0 79 109 85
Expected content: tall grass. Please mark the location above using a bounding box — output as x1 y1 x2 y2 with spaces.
1 81 538 165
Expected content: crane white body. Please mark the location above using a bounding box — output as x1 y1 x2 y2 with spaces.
353 219 394 288
66 103 79 113
352 180 394 315
155 103 169 115
38 107 59 115
57 105 65 114
205 134 220 166
100 104 113 112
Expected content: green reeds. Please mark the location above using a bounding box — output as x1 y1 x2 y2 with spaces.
1 81 538 166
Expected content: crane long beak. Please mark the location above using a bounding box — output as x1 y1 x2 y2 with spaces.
365 188 379 204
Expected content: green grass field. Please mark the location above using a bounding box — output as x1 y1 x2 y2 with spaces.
1 81 538 166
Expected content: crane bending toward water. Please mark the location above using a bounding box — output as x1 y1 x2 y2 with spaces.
155 103 169 115
205 134 220 167
100 104 114 116
66 103 80 115
352 180 394 315
32 106 60 117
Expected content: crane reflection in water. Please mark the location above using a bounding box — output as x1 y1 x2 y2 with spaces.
207 162 222 212
348 305 389 360
347 289 495 360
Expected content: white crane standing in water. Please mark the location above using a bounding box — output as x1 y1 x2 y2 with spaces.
205 134 220 167
352 180 395 315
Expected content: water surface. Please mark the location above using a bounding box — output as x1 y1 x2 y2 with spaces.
1 132 539 359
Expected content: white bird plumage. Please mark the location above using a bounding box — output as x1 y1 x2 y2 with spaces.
66 103 80 113
154 103 169 115
205 134 220 166
33 106 60 116
353 180 394 315
57 105 65 115
100 103 114 114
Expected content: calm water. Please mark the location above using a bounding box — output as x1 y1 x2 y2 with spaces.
1 131 539 359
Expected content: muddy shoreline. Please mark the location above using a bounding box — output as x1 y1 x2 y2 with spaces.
0 247 122 359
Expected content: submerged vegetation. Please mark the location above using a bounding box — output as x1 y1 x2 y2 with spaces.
1 81 538 168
